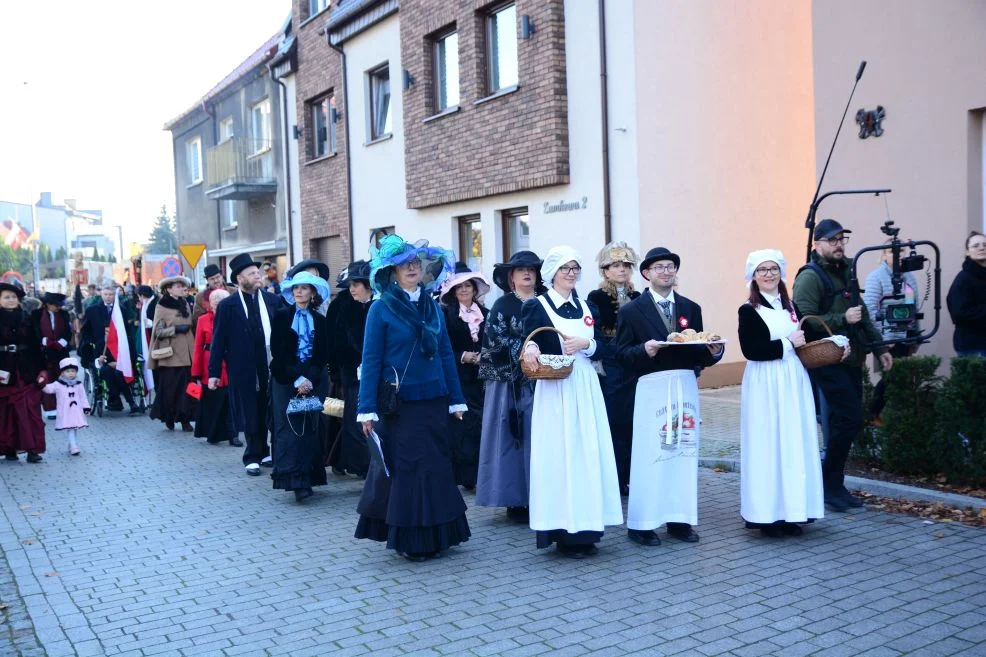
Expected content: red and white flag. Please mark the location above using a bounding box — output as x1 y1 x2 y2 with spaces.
106 289 134 383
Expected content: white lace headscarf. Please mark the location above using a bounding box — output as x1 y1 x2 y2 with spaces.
541 246 583 286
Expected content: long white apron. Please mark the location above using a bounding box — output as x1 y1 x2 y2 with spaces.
628 369 701 529
740 305 824 523
529 297 624 533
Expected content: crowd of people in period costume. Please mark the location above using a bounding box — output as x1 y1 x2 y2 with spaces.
4 219 986 567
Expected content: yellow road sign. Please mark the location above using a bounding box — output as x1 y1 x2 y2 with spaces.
178 244 207 270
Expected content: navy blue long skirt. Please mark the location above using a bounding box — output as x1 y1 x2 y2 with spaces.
355 396 471 555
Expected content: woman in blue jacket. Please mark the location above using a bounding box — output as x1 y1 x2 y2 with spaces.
355 235 470 562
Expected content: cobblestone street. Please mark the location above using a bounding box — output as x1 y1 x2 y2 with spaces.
2 390 985 657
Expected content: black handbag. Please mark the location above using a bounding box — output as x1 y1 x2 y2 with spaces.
377 341 416 417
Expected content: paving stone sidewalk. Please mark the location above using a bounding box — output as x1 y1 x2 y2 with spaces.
1 396 985 657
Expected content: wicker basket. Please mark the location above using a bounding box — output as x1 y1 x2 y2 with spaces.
521 327 575 380
795 316 846 369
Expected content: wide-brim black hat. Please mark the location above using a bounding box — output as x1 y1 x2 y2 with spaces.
228 253 262 284
287 258 330 281
492 250 544 293
0 282 25 299
639 247 681 275
204 264 221 278
345 260 371 285
42 292 67 306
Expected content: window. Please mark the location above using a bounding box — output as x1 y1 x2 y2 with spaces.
501 207 529 260
310 94 336 158
368 64 392 140
186 137 202 185
222 201 238 230
458 215 482 273
219 116 234 142
486 3 518 94
433 29 460 112
250 99 272 154
308 0 328 19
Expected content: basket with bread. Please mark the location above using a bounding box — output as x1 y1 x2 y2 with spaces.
659 329 726 345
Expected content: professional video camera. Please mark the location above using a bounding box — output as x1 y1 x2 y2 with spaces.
804 61 942 350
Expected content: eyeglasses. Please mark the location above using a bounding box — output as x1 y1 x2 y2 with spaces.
558 265 582 275
647 264 677 273
398 259 422 270
823 235 850 246
754 266 781 276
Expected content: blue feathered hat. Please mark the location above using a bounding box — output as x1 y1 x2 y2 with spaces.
368 234 454 294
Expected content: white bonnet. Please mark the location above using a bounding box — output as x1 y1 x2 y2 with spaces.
744 249 786 282
541 246 583 284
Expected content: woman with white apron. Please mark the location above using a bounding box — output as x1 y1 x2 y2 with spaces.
738 249 824 537
521 246 623 558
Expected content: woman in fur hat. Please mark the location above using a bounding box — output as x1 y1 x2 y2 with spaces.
0 281 47 462
149 276 196 431
586 242 641 495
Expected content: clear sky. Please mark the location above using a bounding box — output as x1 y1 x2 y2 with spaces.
0 0 291 257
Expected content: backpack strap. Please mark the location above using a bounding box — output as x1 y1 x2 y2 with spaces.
796 262 837 314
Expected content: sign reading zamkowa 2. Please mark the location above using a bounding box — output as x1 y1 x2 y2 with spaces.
543 197 588 214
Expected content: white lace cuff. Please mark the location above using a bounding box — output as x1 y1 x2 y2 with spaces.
449 404 468 414
356 413 379 423
583 338 597 357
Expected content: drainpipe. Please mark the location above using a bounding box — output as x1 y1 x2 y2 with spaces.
327 34 356 260
271 69 295 264
598 0 612 244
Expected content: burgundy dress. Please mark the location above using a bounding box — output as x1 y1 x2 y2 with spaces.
0 307 46 455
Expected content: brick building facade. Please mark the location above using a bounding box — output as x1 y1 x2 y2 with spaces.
293 0 351 272
400 0 569 209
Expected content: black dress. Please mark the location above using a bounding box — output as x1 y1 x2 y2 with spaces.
443 303 488 488
269 306 331 494
333 292 372 477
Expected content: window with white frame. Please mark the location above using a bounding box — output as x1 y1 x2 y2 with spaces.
458 215 482 273
309 0 328 19
486 3 519 94
250 99 272 154
219 116 234 142
433 29 460 112
186 137 202 185
501 207 529 260
368 64 392 140
310 94 336 159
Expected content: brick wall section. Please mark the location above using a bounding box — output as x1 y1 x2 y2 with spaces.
400 0 569 209
293 0 352 260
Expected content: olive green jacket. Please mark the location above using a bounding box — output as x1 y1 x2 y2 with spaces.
792 251 887 368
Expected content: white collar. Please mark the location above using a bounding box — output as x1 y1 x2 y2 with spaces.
761 291 782 308
402 286 421 303
650 289 676 304
547 287 576 307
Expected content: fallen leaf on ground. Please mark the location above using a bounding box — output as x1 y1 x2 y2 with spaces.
864 496 986 528
21 538 35 545
43 572 59 577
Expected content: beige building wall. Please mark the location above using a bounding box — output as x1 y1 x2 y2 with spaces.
811 0 986 367
632 0 817 384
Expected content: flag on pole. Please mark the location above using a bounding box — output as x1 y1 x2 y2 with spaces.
106 289 134 383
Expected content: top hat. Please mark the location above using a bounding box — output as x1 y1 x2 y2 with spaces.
492 250 544 293
287 258 330 281
228 253 262 284
639 247 681 275
813 218 853 241
204 264 221 279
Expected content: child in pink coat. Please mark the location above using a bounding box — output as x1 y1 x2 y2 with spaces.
42 357 90 455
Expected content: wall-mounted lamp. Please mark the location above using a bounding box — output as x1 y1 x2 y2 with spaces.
330 107 342 124
520 15 536 39
402 69 415 91
292 125 301 139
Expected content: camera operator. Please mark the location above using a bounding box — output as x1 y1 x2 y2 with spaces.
793 219 892 513
863 240 921 420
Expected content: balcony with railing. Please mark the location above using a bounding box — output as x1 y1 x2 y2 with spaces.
206 137 277 200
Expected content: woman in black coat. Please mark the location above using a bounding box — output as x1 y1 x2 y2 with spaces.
269 273 332 502
0 282 47 462
946 231 986 356
439 266 491 489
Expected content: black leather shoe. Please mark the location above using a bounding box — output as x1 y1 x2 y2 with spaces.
759 524 784 538
582 545 599 556
506 506 530 523
165 420 175 431
825 492 850 512
402 553 428 563
294 488 314 502
107 400 124 412
128 406 143 416
4 454 18 461
229 438 244 447
667 525 700 543
628 529 662 546
839 487 865 508
556 546 585 559
781 522 804 536
26 453 43 463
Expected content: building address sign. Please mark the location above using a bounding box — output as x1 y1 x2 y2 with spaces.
543 197 588 214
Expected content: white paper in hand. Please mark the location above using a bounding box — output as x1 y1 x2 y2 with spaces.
367 430 390 478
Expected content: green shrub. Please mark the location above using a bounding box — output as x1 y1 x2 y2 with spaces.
933 356 986 486
877 356 942 475
851 366 880 462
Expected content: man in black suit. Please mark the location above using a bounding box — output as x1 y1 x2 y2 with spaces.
80 287 140 414
616 247 723 546
208 253 281 476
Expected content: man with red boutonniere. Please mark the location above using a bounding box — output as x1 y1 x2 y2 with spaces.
615 247 724 546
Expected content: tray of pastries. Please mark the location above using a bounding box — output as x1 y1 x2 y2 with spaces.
656 329 727 345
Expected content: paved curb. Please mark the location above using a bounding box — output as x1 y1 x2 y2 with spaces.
699 458 986 511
